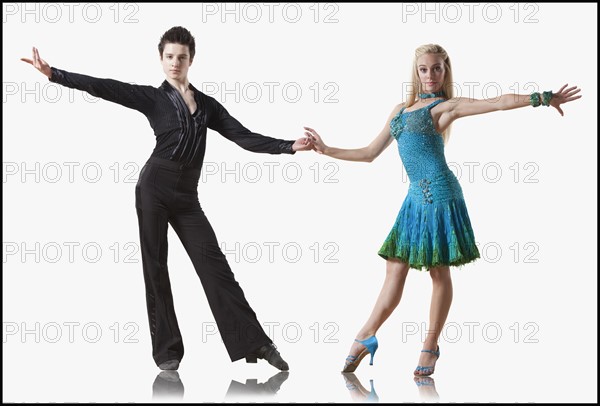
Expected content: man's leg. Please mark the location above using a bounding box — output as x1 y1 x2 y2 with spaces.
136 165 184 367
169 204 274 362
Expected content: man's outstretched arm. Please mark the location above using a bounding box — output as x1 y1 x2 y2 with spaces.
206 96 312 154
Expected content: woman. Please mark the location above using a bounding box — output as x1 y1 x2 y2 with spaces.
22 26 313 372
304 43 581 376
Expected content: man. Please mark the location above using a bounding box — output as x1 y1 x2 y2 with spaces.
22 26 313 371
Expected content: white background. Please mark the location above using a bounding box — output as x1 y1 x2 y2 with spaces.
3 2 597 403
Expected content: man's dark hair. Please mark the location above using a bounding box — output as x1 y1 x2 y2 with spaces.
158 26 196 60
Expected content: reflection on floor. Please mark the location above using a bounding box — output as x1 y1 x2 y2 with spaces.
342 373 379 402
152 370 185 399
150 368 441 402
414 376 440 402
342 373 441 402
224 371 290 401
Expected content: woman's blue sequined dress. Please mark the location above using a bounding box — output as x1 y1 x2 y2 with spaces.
378 99 480 270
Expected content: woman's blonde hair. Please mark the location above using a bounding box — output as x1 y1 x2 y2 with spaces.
405 44 453 144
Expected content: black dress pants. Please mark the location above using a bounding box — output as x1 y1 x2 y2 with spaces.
135 157 272 365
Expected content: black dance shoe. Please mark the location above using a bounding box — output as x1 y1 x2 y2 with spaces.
245 343 289 371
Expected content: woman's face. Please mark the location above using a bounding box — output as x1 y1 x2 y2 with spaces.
416 53 446 94
161 43 193 81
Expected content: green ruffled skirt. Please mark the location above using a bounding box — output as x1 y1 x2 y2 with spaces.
378 193 480 271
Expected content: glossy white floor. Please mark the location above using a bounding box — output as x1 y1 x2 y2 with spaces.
3 331 597 403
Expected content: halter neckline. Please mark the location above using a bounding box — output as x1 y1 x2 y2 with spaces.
418 91 445 99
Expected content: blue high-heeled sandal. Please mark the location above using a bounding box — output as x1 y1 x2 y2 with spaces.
342 336 378 373
414 345 440 376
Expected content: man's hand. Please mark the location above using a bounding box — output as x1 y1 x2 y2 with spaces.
21 47 52 79
291 136 314 152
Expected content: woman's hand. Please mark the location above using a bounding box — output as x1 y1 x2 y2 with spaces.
550 84 582 116
21 47 52 79
304 126 328 154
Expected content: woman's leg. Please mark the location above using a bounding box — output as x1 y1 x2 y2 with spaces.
414 265 452 374
345 258 410 361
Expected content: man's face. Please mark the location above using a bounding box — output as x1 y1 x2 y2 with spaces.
161 43 193 81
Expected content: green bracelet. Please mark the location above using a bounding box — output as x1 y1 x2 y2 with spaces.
530 92 541 107
542 90 553 106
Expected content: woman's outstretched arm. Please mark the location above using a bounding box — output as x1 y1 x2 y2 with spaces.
304 103 404 162
441 84 582 126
